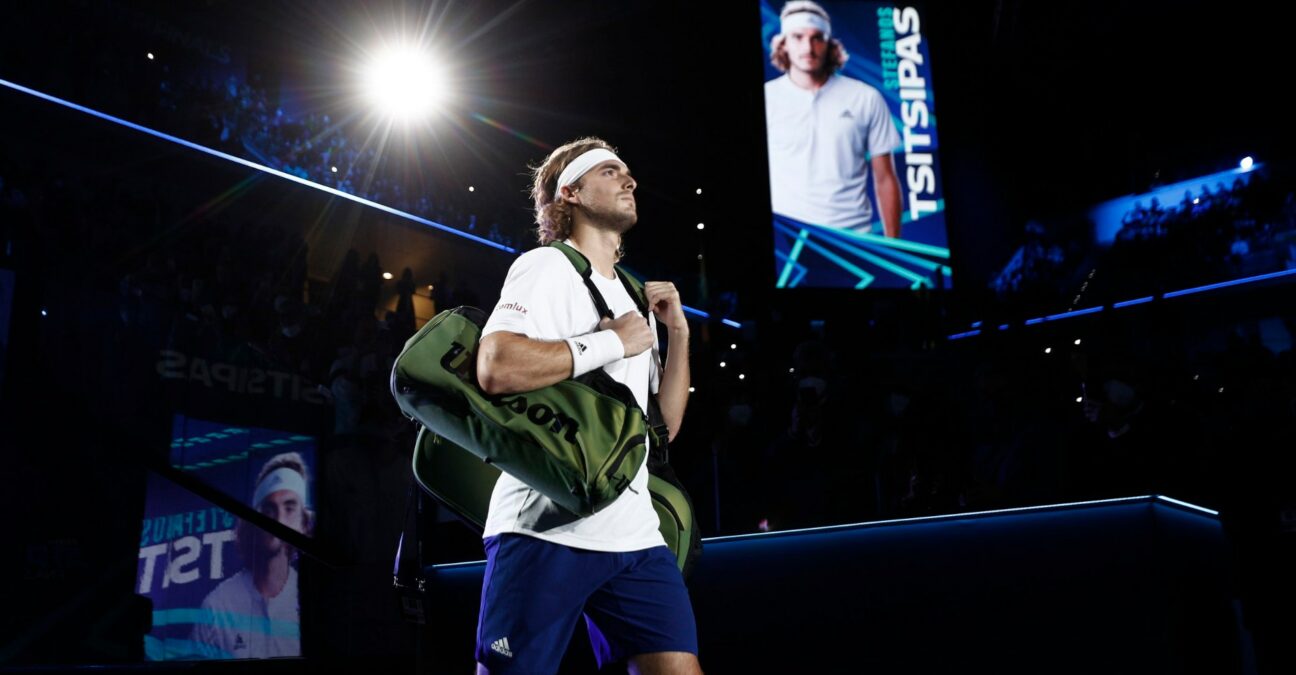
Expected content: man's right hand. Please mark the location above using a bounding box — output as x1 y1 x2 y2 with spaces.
600 312 653 357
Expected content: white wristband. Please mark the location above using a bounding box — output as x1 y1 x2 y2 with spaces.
566 330 625 378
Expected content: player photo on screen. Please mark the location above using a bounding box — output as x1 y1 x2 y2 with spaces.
137 416 315 661
761 1 951 289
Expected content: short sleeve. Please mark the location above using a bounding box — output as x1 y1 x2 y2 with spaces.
864 88 902 158
190 591 226 658
481 248 575 341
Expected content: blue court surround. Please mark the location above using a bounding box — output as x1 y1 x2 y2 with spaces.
427 496 1250 673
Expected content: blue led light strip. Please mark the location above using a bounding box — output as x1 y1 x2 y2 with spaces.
1 77 740 329
431 494 1216 568
951 267 1296 340
1162 267 1296 298
1113 296 1154 309
0 77 518 254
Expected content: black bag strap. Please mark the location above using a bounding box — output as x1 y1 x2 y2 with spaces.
614 266 652 322
547 240 651 318
548 241 670 459
392 480 427 624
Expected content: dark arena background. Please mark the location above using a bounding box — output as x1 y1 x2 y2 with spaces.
2 0 1294 673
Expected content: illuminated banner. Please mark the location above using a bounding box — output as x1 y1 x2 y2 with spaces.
761 1 951 289
138 416 316 661
156 351 327 406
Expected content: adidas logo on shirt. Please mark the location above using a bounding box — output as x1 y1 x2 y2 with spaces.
490 637 514 658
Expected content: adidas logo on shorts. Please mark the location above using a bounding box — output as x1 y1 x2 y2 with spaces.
490 637 513 658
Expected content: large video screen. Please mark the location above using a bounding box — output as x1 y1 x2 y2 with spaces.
761 1 950 289
137 415 316 661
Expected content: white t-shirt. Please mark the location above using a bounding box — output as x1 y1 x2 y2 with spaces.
765 73 902 231
479 245 665 552
191 567 300 659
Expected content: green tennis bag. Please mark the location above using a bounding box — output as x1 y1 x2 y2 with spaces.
391 306 648 517
411 426 700 575
391 241 701 574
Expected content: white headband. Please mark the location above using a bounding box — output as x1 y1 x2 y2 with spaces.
253 466 308 508
781 11 831 39
555 148 622 196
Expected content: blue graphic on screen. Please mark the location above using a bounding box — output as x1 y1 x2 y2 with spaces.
761 1 951 289
138 415 315 661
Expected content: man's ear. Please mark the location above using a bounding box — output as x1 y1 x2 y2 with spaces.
561 185 581 205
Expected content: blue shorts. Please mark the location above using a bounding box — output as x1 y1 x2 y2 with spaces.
475 534 698 673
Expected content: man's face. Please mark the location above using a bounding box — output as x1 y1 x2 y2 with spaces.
573 159 637 232
785 27 828 74
256 489 306 555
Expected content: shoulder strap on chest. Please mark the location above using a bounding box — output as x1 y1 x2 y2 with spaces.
546 241 667 451
547 240 649 320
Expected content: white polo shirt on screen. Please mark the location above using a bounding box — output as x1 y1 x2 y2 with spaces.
765 73 902 231
191 567 300 659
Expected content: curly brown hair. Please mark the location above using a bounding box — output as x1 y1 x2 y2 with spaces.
769 1 849 77
530 136 617 247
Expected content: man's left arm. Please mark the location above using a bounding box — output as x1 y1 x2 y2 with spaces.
873 153 903 238
645 281 689 442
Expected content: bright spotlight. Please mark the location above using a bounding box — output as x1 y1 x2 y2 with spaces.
363 46 448 119
1240 156 1254 171
382 272 394 280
